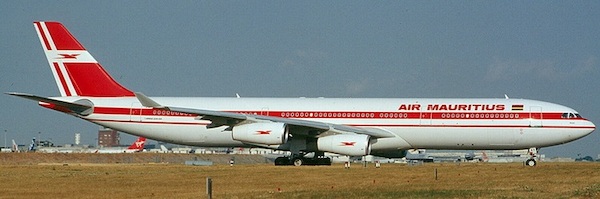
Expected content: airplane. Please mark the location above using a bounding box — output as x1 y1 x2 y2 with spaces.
160 145 169 153
28 137 37 152
482 151 489 162
6 21 595 166
11 140 20 153
93 137 146 153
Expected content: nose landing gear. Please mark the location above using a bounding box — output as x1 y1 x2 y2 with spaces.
525 147 538 167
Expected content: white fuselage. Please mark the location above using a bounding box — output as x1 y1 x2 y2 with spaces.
47 96 595 152
27 21 595 155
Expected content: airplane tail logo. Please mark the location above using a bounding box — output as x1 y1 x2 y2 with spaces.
28 137 37 151
127 137 146 151
12 140 20 153
33 21 134 97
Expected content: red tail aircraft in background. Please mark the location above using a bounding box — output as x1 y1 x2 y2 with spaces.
93 137 146 154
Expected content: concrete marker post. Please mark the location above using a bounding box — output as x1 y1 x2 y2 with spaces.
206 177 212 199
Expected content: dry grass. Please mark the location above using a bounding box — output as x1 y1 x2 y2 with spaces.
1 158 600 198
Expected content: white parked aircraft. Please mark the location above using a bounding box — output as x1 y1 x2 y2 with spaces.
7 21 595 166
11 140 20 153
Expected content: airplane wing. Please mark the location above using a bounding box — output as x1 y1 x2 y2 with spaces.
6 92 94 115
135 92 394 138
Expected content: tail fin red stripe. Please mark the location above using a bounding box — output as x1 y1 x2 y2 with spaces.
52 62 72 96
45 22 85 50
34 22 51 50
64 63 134 97
35 21 135 97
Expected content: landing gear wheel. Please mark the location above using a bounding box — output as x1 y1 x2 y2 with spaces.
292 158 304 166
525 159 537 167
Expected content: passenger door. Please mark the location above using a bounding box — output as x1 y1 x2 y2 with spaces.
130 102 142 122
529 106 542 127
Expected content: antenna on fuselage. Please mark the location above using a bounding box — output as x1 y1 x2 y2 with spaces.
504 94 509 99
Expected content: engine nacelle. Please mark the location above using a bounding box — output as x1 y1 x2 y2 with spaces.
232 123 289 145
317 134 371 156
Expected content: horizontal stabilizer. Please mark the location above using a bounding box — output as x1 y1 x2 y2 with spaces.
5 92 93 116
135 92 247 128
134 92 165 109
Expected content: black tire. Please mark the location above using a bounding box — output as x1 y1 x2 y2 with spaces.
292 157 304 166
525 159 537 167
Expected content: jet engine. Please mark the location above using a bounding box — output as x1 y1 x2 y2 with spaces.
317 134 371 156
232 123 289 145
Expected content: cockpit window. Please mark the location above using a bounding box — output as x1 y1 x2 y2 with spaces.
562 113 581 119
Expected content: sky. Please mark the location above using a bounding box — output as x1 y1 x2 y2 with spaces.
1 1 599 158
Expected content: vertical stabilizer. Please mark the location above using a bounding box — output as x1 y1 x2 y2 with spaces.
11 140 19 153
127 137 146 151
28 137 36 151
33 21 134 97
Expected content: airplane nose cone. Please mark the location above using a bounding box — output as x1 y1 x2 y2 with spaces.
554 119 596 146
580 119 595 137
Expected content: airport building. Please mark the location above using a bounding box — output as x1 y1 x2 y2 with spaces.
98 127 120 147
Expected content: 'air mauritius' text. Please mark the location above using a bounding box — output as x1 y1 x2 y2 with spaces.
398 104 505 111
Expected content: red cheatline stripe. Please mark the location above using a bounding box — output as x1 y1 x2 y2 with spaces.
52 62 72 96
86 118 593 129
90 107 588 121
86 107 586 121
94 107 132 115
89 119 208 126
34 22 51 50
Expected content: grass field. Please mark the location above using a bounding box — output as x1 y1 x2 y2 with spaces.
1 160 600 199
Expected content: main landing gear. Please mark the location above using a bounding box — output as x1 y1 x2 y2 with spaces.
525 147 538 167
274 152 332 166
